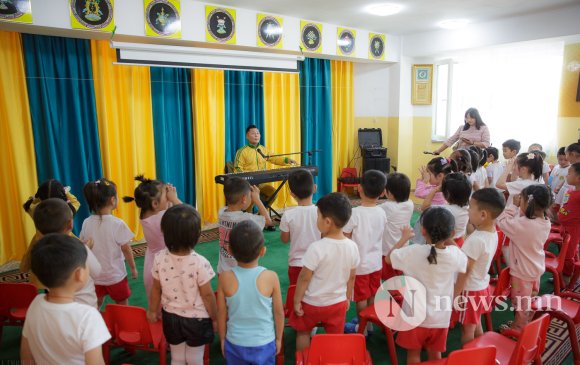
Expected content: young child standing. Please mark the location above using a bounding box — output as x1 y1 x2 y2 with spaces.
218 177 271 274
496 152 544 206
343 170 387 334
123 175 182 299
486 147 504 191
32 199 102 308
147 205 217 364
549 147 570 195
290 193 360 351
558 162 580 277
21 234 110 365
386 207 467 364
468 146 488 191
218 220 284 364
555 143 580 208
280 169 320 285
528 143 551 185
379 172 414 280
80 178 137 308
454 188 505 344
497 184 551 330
502 139 521 163
415 157 459 205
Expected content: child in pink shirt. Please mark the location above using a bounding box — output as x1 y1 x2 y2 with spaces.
496 184 551 330
147 205 217 364
415 157 457 206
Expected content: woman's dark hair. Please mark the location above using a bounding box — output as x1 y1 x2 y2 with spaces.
450 149 472 174
123 175 165 218
463 107 486 131
468 146 488 167
161 204 201 252
442 173 471 207
23 179 77 216
520 184 552 219
83 178 117 214
420 207 455 264
426 157 458 177
515 152 543 180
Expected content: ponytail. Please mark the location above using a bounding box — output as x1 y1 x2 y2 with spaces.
427 157 459 177
125 175 164 217
521 184 552 219
427 245 438 265
83 178 117 214
516 152 544 181
23 196 34 212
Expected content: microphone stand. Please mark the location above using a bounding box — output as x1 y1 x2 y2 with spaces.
258 149 322 166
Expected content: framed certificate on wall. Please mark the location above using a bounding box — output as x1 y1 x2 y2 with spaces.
412 64 433 105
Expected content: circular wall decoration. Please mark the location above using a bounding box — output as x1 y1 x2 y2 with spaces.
370 34 385 59
0 0 25 19
70 0 113 30
338 29 355 55
207 7 235 43
301 23 321 52
146 0 179 36
258 16 282 47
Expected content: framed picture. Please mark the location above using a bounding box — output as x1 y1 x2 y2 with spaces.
412 64 433 105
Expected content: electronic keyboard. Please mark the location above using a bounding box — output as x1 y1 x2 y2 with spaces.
215 165 319 185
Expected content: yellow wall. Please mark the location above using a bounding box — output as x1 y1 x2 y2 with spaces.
557 43 580 148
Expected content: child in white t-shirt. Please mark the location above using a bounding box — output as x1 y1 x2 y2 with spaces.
21 234 110 365
343 170 387 335
280 169 321 285
454 188 505 345
485 147 504 191
386 207 467 364
528 143 550 185
218 177 271 273
80 178 136 309
147 205 217 364
555 143 580 207
379 172 414 280
290 193 360 351
550 147 570 197
496 152 544 206
467 146 488 192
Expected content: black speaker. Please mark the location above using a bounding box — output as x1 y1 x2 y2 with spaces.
363 157 390 174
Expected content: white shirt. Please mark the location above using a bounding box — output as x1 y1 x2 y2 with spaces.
378 200 414 254
555 183 572 205
461 230 498 291
343 206 387 275
217 207 266 273
80 215 134 286
506 178 536 206
22 295 111 365
302 238 360 306
486 162 504 191
470 167 487 189
549 165 570 193
441 204 469 239
391 244 467 328
75 246 101 308
279 205 321 267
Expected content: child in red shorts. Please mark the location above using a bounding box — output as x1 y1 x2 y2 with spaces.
290 193 360 351
343 170 387 335
454 188 505 344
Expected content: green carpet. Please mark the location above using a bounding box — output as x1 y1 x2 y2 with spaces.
0 229 575 364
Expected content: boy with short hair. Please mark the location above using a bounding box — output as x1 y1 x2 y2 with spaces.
290 193 360 350
501 139 521 184
343 170 387 334
550 147 570 195
378 172 413 280
486 147 504 191
218 220 284 364
21 234 111 365
558 162 580 278
280 169 321 285
555 143 580 208
454 188 505 345
218 177 272 273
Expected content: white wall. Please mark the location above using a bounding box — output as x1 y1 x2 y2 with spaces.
353 63 392 117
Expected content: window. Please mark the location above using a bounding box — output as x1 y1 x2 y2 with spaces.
432 62 452 141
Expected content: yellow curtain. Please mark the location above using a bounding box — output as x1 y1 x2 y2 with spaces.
192 69 226 224
264 72 301 209
330 60 355 191
0 31 38 264
90 40 157 240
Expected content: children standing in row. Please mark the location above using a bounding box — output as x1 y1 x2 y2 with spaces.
280 169 320 285
80 178 137 308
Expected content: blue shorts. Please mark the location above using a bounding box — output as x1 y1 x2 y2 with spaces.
224 339 276 365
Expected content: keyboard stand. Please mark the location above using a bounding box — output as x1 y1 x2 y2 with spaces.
263 178 288 219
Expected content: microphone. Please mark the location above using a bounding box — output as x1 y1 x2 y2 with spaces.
257 148 268 159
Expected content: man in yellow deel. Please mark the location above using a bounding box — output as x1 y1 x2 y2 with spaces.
234 124 296 172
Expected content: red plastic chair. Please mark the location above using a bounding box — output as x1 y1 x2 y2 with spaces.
417 345 497 365
357 296 399 365
489 228 506 276
544 233 570 295
464 314 550 365
483 268 512 332
295 334 372 365
338 167 359 193
0 282 38 345
103 304 167 365
276 285 297 365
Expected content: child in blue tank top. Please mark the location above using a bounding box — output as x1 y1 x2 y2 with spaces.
217 220 284 364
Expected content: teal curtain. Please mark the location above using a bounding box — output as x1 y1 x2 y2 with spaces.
22 34 103 233
300 58 332 200
150 67 195 204
224 71 264 163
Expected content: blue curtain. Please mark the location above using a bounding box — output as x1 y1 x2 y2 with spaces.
22 34 103 233
300 58 332 200
150 67 195 204
224 71 264 163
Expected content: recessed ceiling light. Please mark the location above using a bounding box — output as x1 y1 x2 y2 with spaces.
437 19 470 30
365 3 402 17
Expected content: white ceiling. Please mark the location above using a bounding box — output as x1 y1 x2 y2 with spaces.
212 0 579 35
